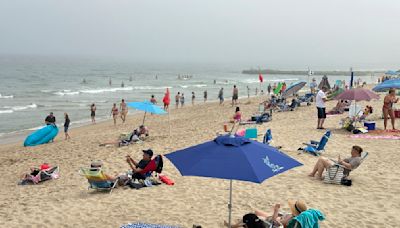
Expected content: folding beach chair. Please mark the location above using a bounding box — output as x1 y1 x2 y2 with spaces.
19 166 60 185
301 130 331 156
331 152 369 177
80 167 118 194
263 129 273 145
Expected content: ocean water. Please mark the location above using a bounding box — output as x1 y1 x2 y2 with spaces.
0 56 379 140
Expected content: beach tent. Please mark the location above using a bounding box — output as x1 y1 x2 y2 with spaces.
318 75 331 90
165 135 302 227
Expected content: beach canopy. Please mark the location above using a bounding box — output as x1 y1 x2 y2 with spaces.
334 88 379 101
318 75 331 90
127 101 167 124
165 134 302 227
373 78 400 92
282 81 306 98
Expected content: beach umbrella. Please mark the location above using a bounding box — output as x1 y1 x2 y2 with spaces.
350 70 354 89
127 101 167 125
318 75 331 90
373 78 400 92
334 88 379 119
165 135 302 227
282 81 306 98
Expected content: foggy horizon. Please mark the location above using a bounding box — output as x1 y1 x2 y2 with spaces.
1 0 399 69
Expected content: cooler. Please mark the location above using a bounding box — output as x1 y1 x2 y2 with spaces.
364 121 376 130
395 110 400 118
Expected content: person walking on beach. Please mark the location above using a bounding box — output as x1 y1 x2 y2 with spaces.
45 112 56 125
175 92 181 108
316 86 328 129
203 90 207 102
247 86 250 98
267 83 272 95
180 93 185 107
191 92 195 105
110 103 119 126
218 87 224 105
232 85 239 106
150 95 157 104
64 113 71 140
383 89 399 130
90 103 96 124
120 99 128 123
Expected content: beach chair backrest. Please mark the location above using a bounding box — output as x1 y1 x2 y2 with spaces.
316 131 330 151
349 104 363 118
244 128 258 139
81 168 108 182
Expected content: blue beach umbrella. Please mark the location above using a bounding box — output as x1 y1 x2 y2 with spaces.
282 81 307 98
127 101 167 124
165 135 302 227
373 79 400 92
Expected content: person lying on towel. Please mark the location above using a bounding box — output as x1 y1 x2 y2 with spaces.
99 125 149 147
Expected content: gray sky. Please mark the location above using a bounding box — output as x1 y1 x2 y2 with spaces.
0 0 399 69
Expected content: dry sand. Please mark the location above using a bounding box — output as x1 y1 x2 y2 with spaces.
0 91 399 228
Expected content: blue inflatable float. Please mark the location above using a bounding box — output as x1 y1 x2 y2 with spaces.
24 125 59 147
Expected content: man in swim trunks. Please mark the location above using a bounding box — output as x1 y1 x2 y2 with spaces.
232 85 239 106
120 99 128 123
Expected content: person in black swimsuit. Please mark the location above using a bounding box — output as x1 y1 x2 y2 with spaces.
90 103 96 124
45 112 56 125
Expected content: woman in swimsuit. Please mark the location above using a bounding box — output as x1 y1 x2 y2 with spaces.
120 99 128 123
90 103 96 124
110 103 119 126
383 89 399 130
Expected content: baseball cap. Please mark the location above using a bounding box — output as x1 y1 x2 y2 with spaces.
142 149 153 157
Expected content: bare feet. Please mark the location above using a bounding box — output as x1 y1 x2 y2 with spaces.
308 173 315 177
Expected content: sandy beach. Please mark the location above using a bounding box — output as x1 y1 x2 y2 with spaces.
1 90 399 228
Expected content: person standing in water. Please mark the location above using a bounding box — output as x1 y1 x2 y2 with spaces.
90 103 96 124
121 81 124 88
218 87 224 105
267 83 272 95
180 93 185 107
109 77 112 86
120 99 128 123
175 92 181 108
232 85 239 106
204 90 208 102
191 92 195 105
64 113 71 140
247 86 250 98
129 76 133 82
110 103 119 126
150 95 157 104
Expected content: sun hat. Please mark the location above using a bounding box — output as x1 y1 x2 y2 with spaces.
90 160 103 168
288 200 308 216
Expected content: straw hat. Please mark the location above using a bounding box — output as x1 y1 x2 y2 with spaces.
288 200 308 216
90 160 103 168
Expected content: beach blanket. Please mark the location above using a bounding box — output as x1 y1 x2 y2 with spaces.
350 130 400 140
120 223 180 228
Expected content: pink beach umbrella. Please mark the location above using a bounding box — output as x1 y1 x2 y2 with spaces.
334 88 379 101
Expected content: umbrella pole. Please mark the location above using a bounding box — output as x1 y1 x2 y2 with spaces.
228 179 233 228
142 112 147 125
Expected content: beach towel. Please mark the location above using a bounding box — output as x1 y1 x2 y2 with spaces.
120 223 180 228
350 130 400 140
288 209 325 228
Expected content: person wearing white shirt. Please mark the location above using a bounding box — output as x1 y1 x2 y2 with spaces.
316 87 328 129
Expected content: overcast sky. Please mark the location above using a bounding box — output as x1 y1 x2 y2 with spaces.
0 0 399 69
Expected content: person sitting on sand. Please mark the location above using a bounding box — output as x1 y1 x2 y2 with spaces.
230 106 242 123
89 161 117 181
327 100 347 115
126 149 153 180
309 145 363 180
225 200 308 228
99 125 149 147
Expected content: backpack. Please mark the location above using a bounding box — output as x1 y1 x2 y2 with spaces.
154 155 164 174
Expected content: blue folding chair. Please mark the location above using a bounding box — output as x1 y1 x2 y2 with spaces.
263 129 272 145
302 130 331 156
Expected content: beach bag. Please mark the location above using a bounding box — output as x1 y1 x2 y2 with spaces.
324 165 344 185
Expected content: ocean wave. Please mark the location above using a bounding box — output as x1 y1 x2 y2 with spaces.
178 84 207 89
80 86 133 94
2 103 37 112
133 86 172 90
0 93 14 99
0 110 13 114
54 90 80 96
